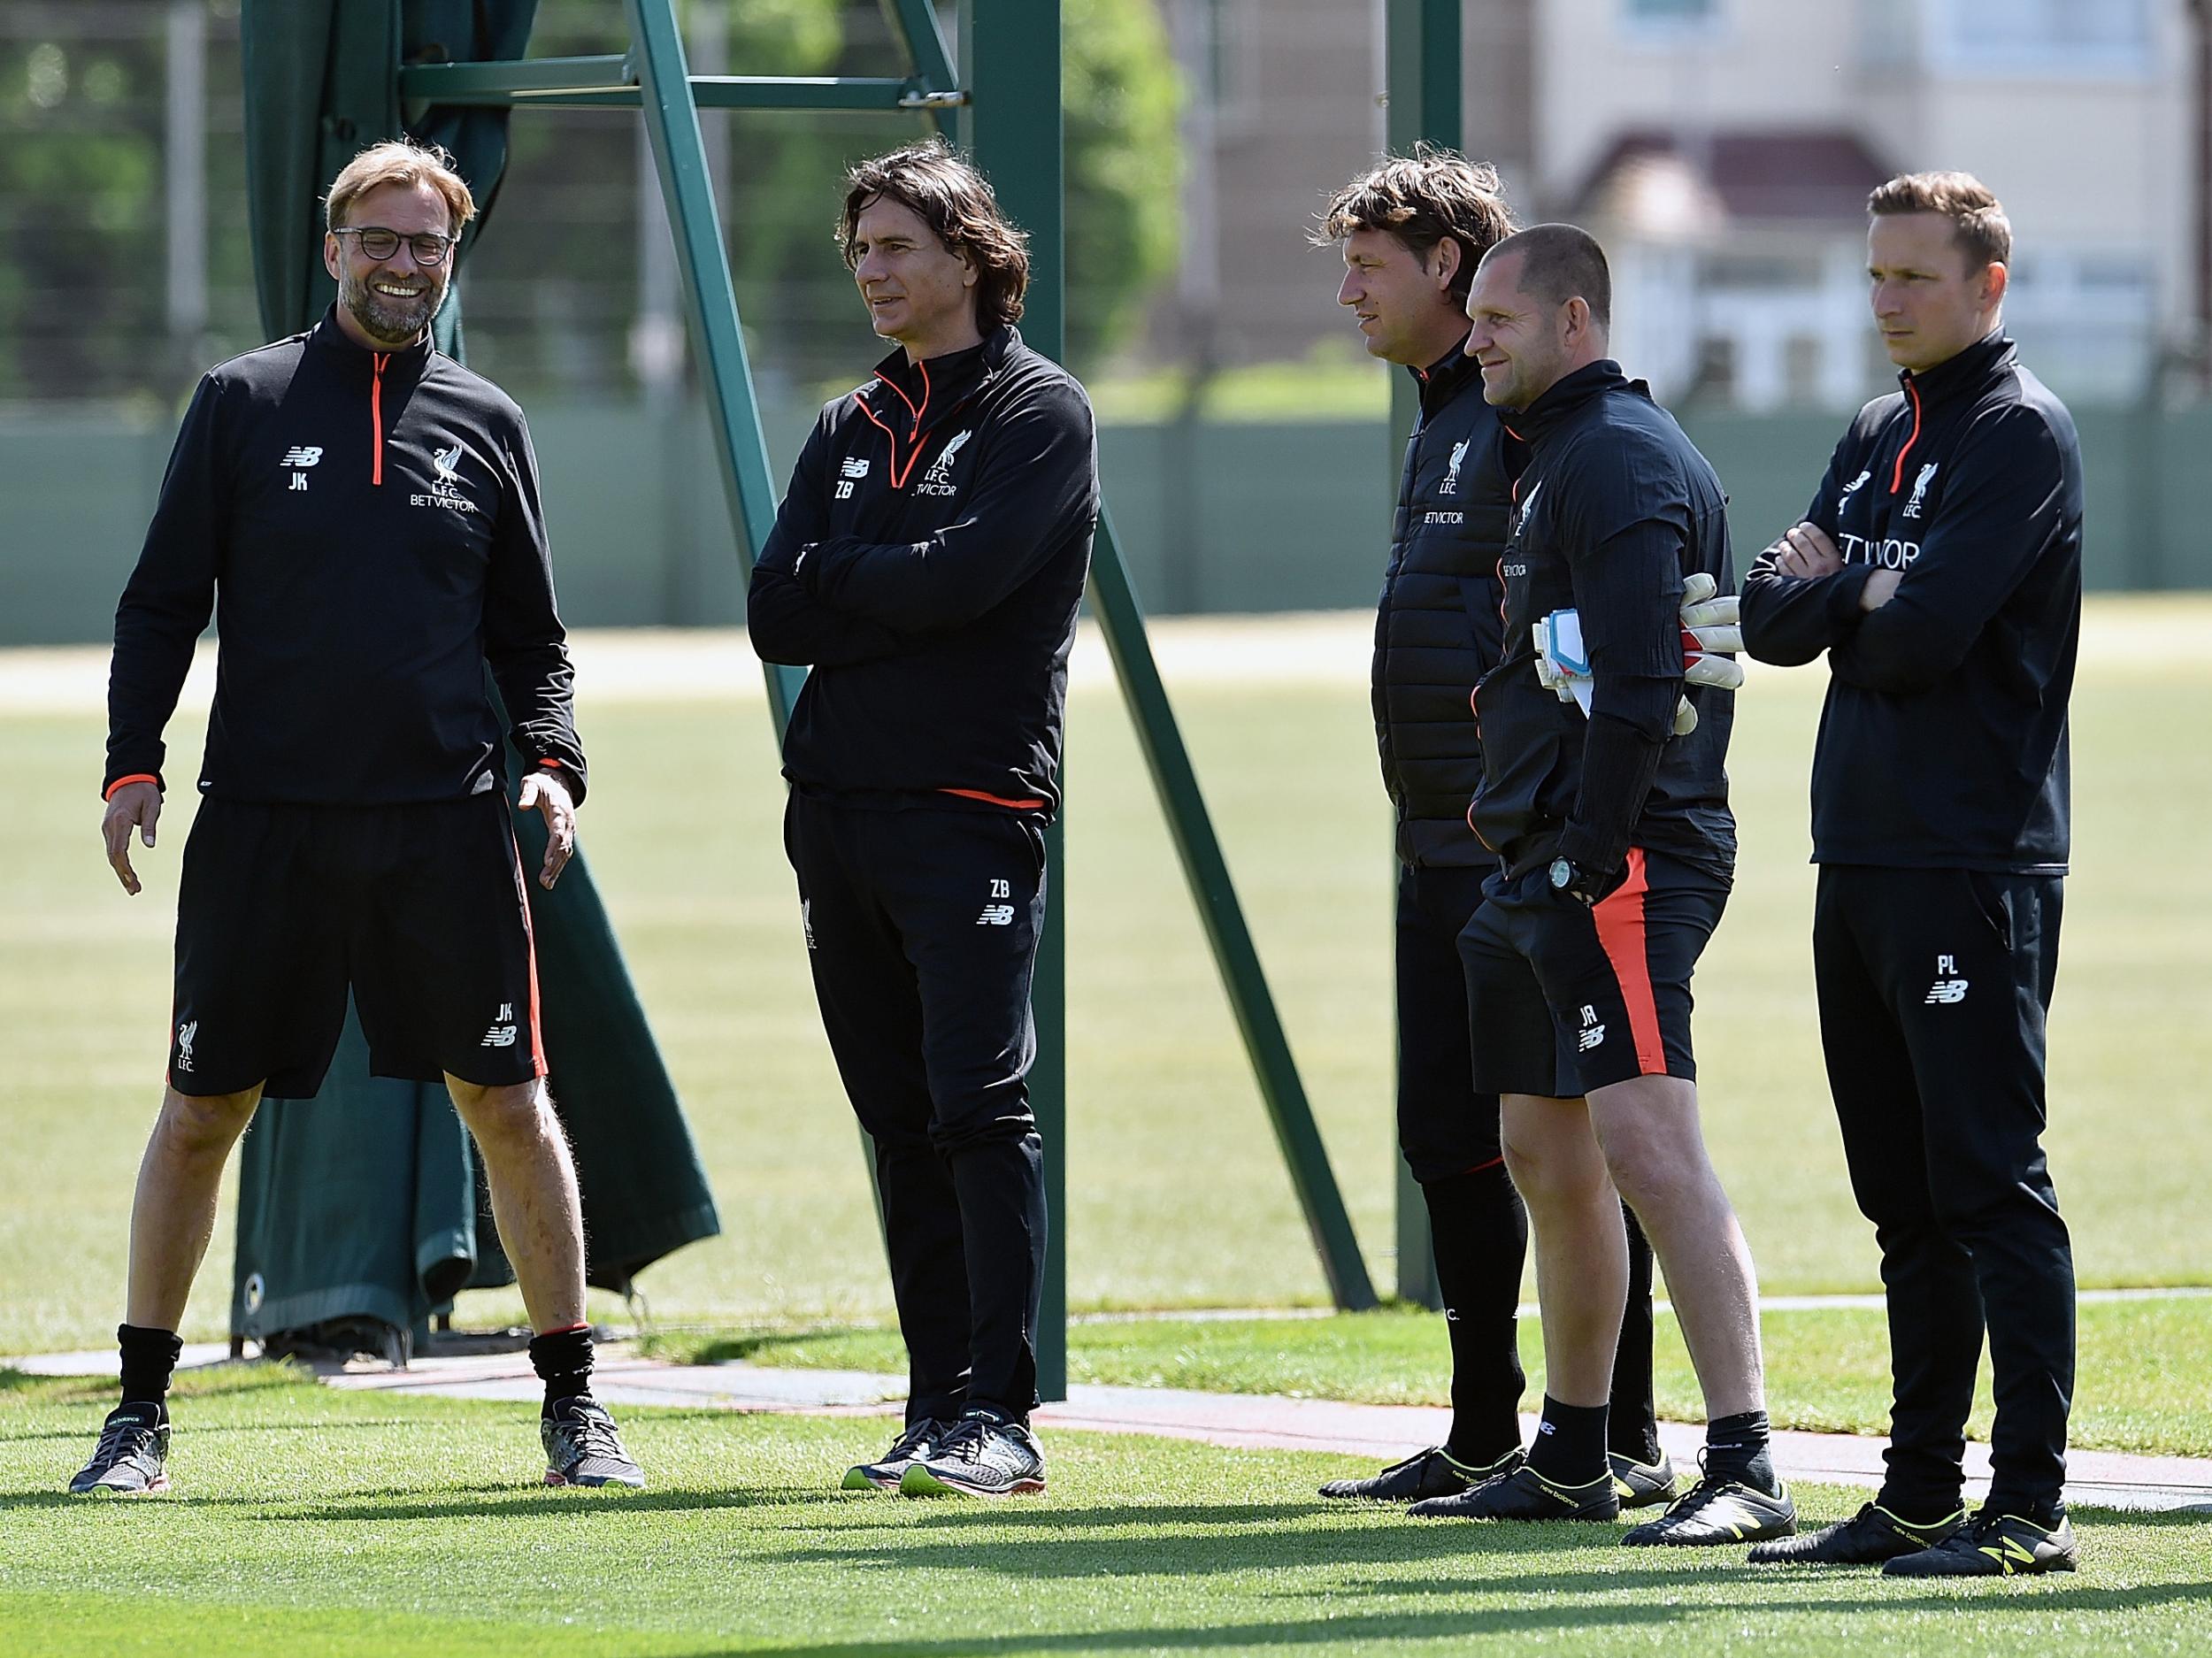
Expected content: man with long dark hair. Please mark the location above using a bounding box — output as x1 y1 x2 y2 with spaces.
749 139 1098 1498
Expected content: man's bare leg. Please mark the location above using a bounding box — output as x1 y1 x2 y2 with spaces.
126 1083 264 1329
442 1074 586 1332
1500 1093 1627 1408
444 1073 641 1485
1410 1091 1631 1519
1586 1074 1763 1418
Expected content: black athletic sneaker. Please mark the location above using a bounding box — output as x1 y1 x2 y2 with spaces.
1882 1508 2078 1577
69 1404 170 1496
899 1409 1046 1497
1609 1450 1678 1510
1318 1445 1522 1501
844 1417 949 1492
1408 1463 1620 1522
1622 1466 1796 1547
541 1398 646 1488
1747 1501 1962 1565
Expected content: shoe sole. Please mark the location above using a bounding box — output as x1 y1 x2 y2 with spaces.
843 1467 907 1492
544 1470 647 1489
898 1467 1046 1498
1411 1501 1618 1523
1624 1516 1796 1547
71 1477 170 1497
1883 1556 2077 1578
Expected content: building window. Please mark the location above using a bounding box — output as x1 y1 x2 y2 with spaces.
1933 0 2151 75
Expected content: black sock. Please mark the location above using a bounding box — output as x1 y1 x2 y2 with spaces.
528 1324 594 1416
117 1323 182 1419
1705 1409 1776 1493
1525 1394 1609 1487
1421 1163 1528 1467
1608 1202 1663 1464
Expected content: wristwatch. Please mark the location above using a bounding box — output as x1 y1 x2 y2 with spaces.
1548 856 1606 907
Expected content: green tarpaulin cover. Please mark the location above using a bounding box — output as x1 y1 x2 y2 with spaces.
229 0 718 1353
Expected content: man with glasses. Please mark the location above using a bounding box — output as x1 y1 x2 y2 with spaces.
77 140 642 1496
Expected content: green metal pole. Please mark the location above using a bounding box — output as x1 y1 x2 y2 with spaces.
957 0 1070 1404
1385 0 1461 1311
622 0 806 733
1091 511 1379 1311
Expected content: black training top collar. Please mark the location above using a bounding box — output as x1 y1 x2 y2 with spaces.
1410 331 1484 418
1898 329 2015 410
305 304 434 372
1505 357 1632 447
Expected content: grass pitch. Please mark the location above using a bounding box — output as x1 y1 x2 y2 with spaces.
2 1369 2208 1658
4 602 2212 1354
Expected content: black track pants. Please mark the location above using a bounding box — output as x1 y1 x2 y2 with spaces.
1398 861 1659 1464
787 794 1049 1423
1813 864 2073 1518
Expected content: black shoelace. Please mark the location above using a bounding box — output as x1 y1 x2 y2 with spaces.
932 1416 994 1465
560 1405 626 1460
90 1415 158 1468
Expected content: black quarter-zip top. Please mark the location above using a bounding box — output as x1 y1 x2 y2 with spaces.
747 326 1100 819
1740 332 2081 872
104 307 585 805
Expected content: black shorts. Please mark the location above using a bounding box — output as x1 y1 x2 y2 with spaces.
1458 847 1726 1097
166 794 544 1099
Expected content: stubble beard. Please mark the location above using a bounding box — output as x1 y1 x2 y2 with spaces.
341 266 444 346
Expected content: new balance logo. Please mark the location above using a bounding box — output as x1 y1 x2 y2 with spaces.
1924 952 1967 1004
174 1019 197 1073
480 1002 518 1048
976 904 1016 927
917 429 972 496
281 446 320 491
1578 1024 1607 1052
839 457 870 479
801 901 816 952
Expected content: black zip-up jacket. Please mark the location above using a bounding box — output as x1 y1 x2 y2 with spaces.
748 325 1098 819
1374 338 1526 868
1740 333 2079 872
104 309 584 804
1471 359 1735 880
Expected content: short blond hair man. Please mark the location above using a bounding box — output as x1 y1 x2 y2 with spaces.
1740 171 2084 1576
77 141 641 1495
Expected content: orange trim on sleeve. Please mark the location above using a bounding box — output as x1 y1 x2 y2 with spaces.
105 773 159 801
940 787 1047 810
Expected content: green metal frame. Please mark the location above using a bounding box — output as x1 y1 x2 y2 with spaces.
418 0 1379 1400
1383 0 1462 1313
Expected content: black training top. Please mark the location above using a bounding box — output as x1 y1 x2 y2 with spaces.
104 308 585 805
1740 332 2080 872
1373 337 1526 870
1470 359 1736 882
747 325 1099 820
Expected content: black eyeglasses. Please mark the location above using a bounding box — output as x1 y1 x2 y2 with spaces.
332 226 457 266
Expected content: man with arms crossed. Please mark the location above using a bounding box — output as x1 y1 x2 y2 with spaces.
1310 149 1675 1514
748 141 1097 1498
1448 225 1792 1545
1741 173 2081 1577
79 141 641 1495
